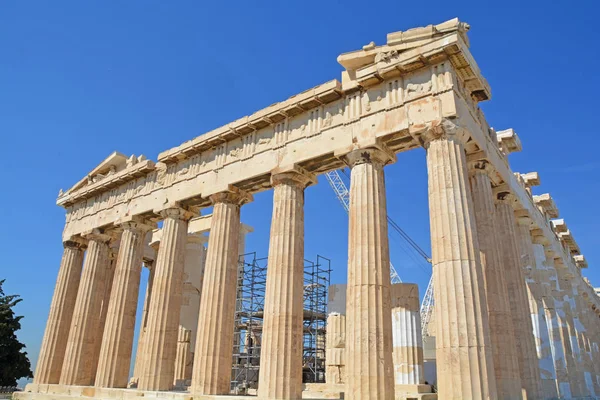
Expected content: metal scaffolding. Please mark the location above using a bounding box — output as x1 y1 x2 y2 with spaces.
231 252 331 394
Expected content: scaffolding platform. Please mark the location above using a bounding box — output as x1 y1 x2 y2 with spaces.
230 253 331 394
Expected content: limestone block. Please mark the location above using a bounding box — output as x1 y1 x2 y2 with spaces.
326 313 346 349
326 348 345 366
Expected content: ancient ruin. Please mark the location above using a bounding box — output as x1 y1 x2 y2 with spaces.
17 18 600 400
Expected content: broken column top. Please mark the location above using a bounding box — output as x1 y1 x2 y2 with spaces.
390 283 420 311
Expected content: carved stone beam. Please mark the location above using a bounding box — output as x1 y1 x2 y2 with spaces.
574 255 588 269
496 128 522 154
532 193 559 219
520 172 540 188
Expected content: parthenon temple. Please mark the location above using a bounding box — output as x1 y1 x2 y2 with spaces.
18 18 600 400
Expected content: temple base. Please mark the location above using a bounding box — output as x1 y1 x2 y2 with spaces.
394 384 437 400
16 384 345 400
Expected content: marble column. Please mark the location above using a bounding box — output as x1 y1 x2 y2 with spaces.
131 261 155 386
390 283 424 386
138 207 192 391
91 253 116 383
578 304 597 397
495 194 542 399
468 162 522 399
95 220 152 388
424 126 497 400
191 188 251 395
529 241 560 398
258 167 315 400
555 262 587 397
539 246 572 398
344 147 395 400
325 313 346 385
174 234 207 385
60 230 111 386
516 219 558 399
34 240 85 384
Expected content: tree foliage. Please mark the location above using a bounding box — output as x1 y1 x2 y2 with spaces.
0 279 32 386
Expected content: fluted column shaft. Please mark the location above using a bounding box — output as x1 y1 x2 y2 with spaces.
540 250 572 398
34 241 85 384
174 234 207 384
469 165 522 399
425 131 497 400
91 255 116 383
258 168 315 400
344 148 395 400
138 208 191 391
529 242 560 399
191 189 251 395
390 283 424 385
555 264 587 397
516 221 558 399
578 304 597 397
131 263 155 385
495 197 542 399
174 326 192 385
60 232 111 385
95 221 151 388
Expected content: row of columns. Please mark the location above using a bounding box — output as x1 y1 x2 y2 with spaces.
34 124 600 400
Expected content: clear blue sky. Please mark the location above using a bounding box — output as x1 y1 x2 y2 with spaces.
1 0 599 382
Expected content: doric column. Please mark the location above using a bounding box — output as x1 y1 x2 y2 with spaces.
515 218 558 399
191 188 251 395
390 283 424 386
137 207 193 391
257 166 316 400
174 233 207 385
91 252 117 382
130 260 155 387
495 193 542 399
344 147 395 400
95 219 152 388
424 124 497 400
529 240 560 398
34 239 85 384
60 230 111 386
325 313 346 385
538 246 572 398
554 261 587 397
468 161 522 399
578 303 598 397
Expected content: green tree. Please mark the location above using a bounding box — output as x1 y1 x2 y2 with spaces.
0 279 32 387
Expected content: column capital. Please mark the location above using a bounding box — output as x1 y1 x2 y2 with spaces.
420 118 470 148
156 205 195 221
467 159 495 178
514 210 533 227
494 187 517 207
116 216 156 233
82 228 113 243
209 185 252 206
341 145 395 169
270 165 317 188
63 236 87 250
